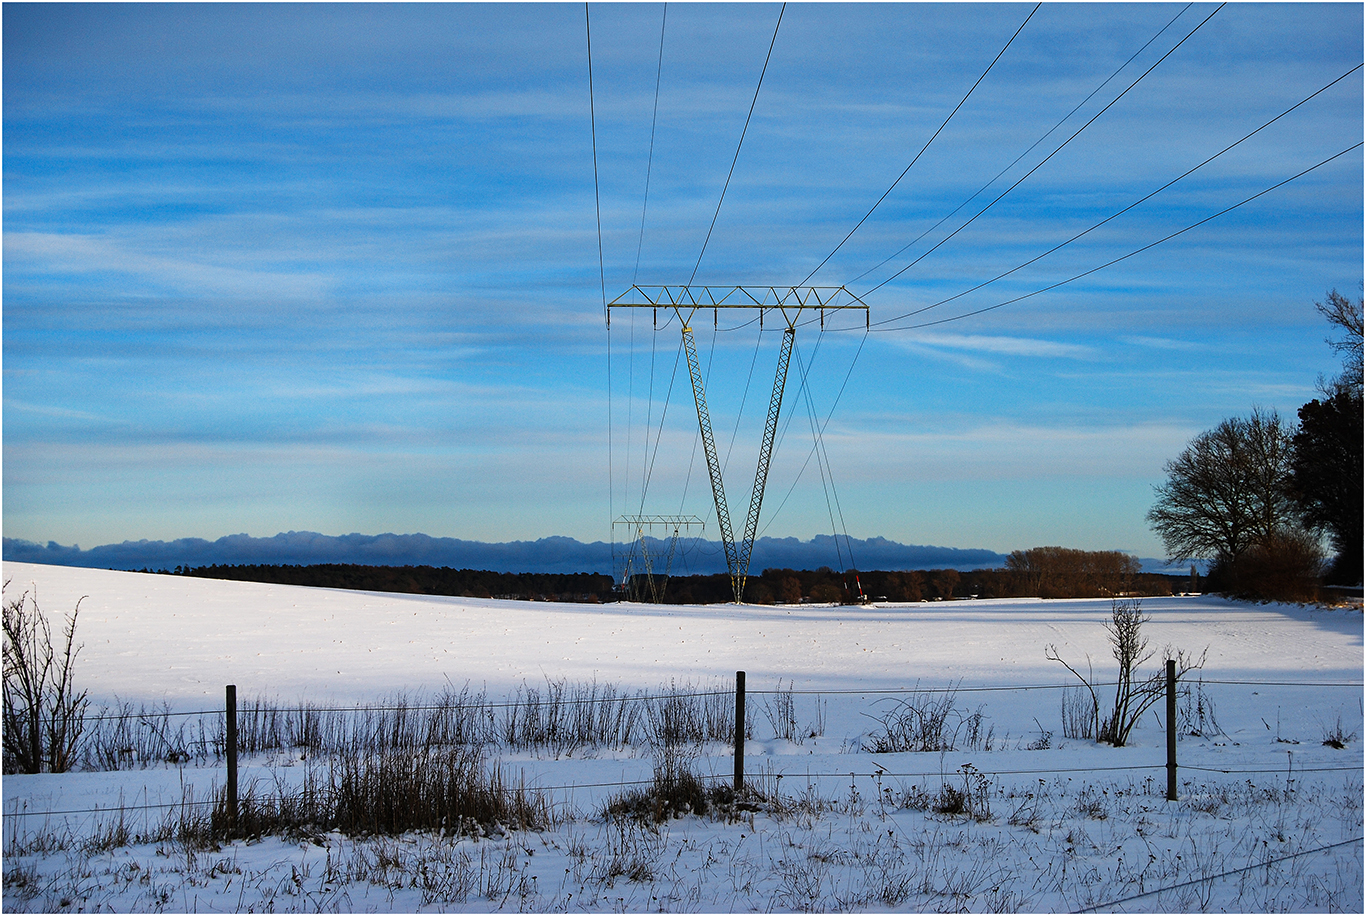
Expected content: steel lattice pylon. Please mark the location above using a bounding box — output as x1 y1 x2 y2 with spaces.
613 515 704 603
608 286 868 603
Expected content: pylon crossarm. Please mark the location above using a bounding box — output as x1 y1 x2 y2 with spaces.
736 326 794 597
681 325 739 597
609 285 868 310
614 515 705 528
606 286 869 331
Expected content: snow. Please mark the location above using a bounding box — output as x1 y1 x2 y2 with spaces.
3 561 1362 912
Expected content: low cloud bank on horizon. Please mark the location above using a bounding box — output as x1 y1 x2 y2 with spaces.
4 531 1017 575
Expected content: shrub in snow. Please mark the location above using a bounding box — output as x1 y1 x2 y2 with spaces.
1045 598 1206 747
2 581 89 774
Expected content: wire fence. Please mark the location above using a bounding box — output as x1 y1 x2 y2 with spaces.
13 674 1366 775
6 693 1362 914
6 673 1360 823
67 677 1366 720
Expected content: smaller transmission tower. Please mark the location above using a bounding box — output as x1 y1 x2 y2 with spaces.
613 514 705 603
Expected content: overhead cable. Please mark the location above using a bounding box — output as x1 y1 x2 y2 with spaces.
861 2 1227 298
850 3 1193 286
872 60 1365 327
759 330 868 536
798 2 1041 286
689 2 786 285
588 1 616 558
586 3 607 319
871 140 1364 332
633 3 668 283
637 336 686 515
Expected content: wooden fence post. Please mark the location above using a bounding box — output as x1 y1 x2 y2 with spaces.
1166 659 1177 801
226 684 238 829
734 671 745 798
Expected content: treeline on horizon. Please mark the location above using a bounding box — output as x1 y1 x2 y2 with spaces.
148 547 1188 604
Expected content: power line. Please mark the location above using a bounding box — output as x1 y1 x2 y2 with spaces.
721 328 767 478
860 2 1227 298
635 314 660 514
585 2 607 320
588 2 615 557
869 59 1364 327
791 339 846 571
798 2 1041 286
793 336 860 575
759 330 868 537
632 3 668 284
688 2 786 285
637 336 686 515
765 328 830 515
849 3 1194 287
870 140 1364 333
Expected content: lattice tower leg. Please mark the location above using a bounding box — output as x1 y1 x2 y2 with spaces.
682 325 740 600
736 326 795 600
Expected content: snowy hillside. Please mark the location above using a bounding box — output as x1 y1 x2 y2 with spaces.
3 561 1362 912
1 562 1358 704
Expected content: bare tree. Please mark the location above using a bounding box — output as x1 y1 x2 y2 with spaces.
1147 408 1297 568
2 582 89 773
1315 285 1363 396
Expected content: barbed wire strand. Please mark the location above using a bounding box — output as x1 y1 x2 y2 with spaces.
1072 835 1364 914
77 678 1363 720
8 753 1355 829
7 763 1360 821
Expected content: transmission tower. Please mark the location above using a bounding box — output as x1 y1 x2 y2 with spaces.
608 286 868 603
613 514 704 603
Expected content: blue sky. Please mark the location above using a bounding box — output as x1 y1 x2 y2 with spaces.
3 2 1362 563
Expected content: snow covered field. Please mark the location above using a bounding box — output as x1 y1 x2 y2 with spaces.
3 561 1362 912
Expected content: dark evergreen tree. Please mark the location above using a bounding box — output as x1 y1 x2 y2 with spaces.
1292 388 1363 584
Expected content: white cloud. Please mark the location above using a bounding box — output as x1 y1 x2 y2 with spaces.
813 418 1193 483
1120 335 1204 351
3 231 329 300
895 333 1098 364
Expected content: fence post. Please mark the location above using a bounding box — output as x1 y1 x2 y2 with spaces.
1165 659 1177 801
226 684 238 829
734 670 745 798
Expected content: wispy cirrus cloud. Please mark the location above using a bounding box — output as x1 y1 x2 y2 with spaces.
889 332 1098 371
3 230 331 300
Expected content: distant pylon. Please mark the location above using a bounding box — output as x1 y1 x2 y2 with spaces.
613 515 704 603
